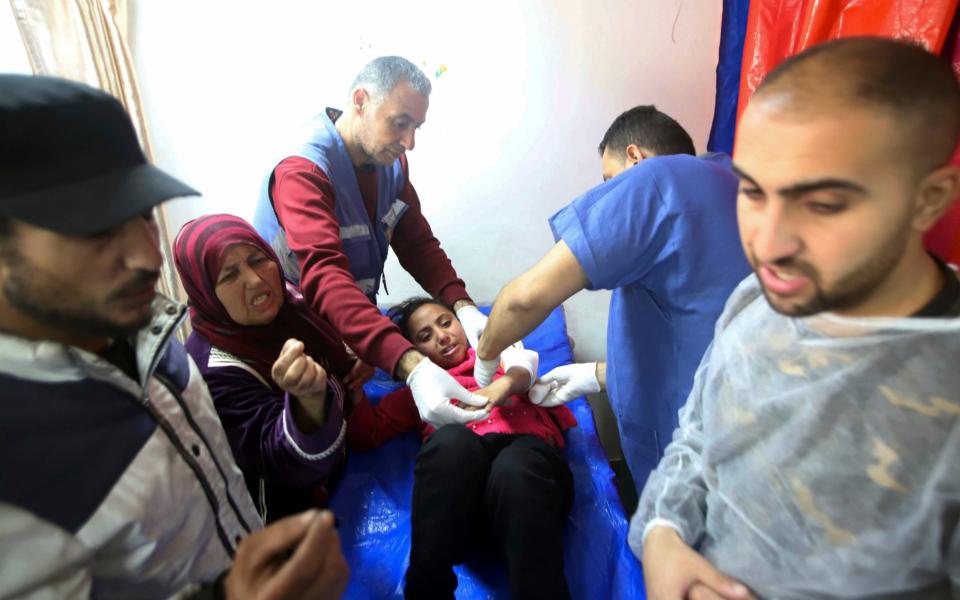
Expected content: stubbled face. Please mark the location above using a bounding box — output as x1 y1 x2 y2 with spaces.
0 214 162 340
406 303 468 368
214 244 284 326
356 79 428 165
733 99 921 317
601 146 632 181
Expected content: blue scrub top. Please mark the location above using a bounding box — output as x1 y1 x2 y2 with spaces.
549 153 750 493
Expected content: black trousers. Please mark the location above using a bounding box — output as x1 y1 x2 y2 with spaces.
404 425 574 600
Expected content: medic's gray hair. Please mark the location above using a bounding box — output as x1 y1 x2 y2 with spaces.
350 56 432 104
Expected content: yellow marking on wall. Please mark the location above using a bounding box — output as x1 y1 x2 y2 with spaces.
866 437 907 493
790 476 855 546
878 385 960 417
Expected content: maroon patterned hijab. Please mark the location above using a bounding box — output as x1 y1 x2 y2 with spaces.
174 214 352 384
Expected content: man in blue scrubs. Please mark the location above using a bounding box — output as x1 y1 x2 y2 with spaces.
476 106 750 493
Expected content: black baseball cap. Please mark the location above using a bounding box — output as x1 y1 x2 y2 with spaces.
0 74 198 236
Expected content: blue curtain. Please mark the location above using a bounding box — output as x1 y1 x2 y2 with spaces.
706 0 751 154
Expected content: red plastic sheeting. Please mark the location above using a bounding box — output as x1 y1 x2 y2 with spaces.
737 0 960 264
737 0 958 121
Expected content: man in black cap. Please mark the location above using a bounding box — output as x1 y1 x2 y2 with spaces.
0 74 348 599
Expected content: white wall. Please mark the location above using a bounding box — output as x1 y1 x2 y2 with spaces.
132 0 722 458
0 3 32 74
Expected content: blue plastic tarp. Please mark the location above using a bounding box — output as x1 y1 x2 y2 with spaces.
329 306 646 598
707 0 751 154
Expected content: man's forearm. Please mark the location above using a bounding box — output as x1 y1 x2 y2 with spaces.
452 299 474 312
476 279 553 360
394 349 427 381
596 361 607 389
477 241 589 361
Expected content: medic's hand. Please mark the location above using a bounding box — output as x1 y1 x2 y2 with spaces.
407 357 490 427
642 527 757 600
500 346 539 391
529 362 601 407
455 304 488 349
472 354 500 388
223 510 349 600
474 344 537 389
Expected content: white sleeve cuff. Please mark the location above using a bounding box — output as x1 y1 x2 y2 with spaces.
642 518 685 544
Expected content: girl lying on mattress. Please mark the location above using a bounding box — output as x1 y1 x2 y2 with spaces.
346 296 578 600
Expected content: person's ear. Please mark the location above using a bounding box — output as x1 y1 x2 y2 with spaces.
913 163 960 232
625 144 651 166
351 88 369 115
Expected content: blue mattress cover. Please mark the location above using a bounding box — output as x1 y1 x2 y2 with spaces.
329 306 646 598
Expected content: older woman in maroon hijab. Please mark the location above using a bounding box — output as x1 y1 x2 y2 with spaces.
175 214 366 521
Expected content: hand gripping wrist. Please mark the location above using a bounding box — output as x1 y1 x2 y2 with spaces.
500 346 539 391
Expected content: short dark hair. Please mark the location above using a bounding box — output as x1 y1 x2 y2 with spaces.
756 37 960 171
598 105 695 157
386 296 455 341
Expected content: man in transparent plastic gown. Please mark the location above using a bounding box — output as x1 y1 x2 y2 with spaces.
631 37 960 600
